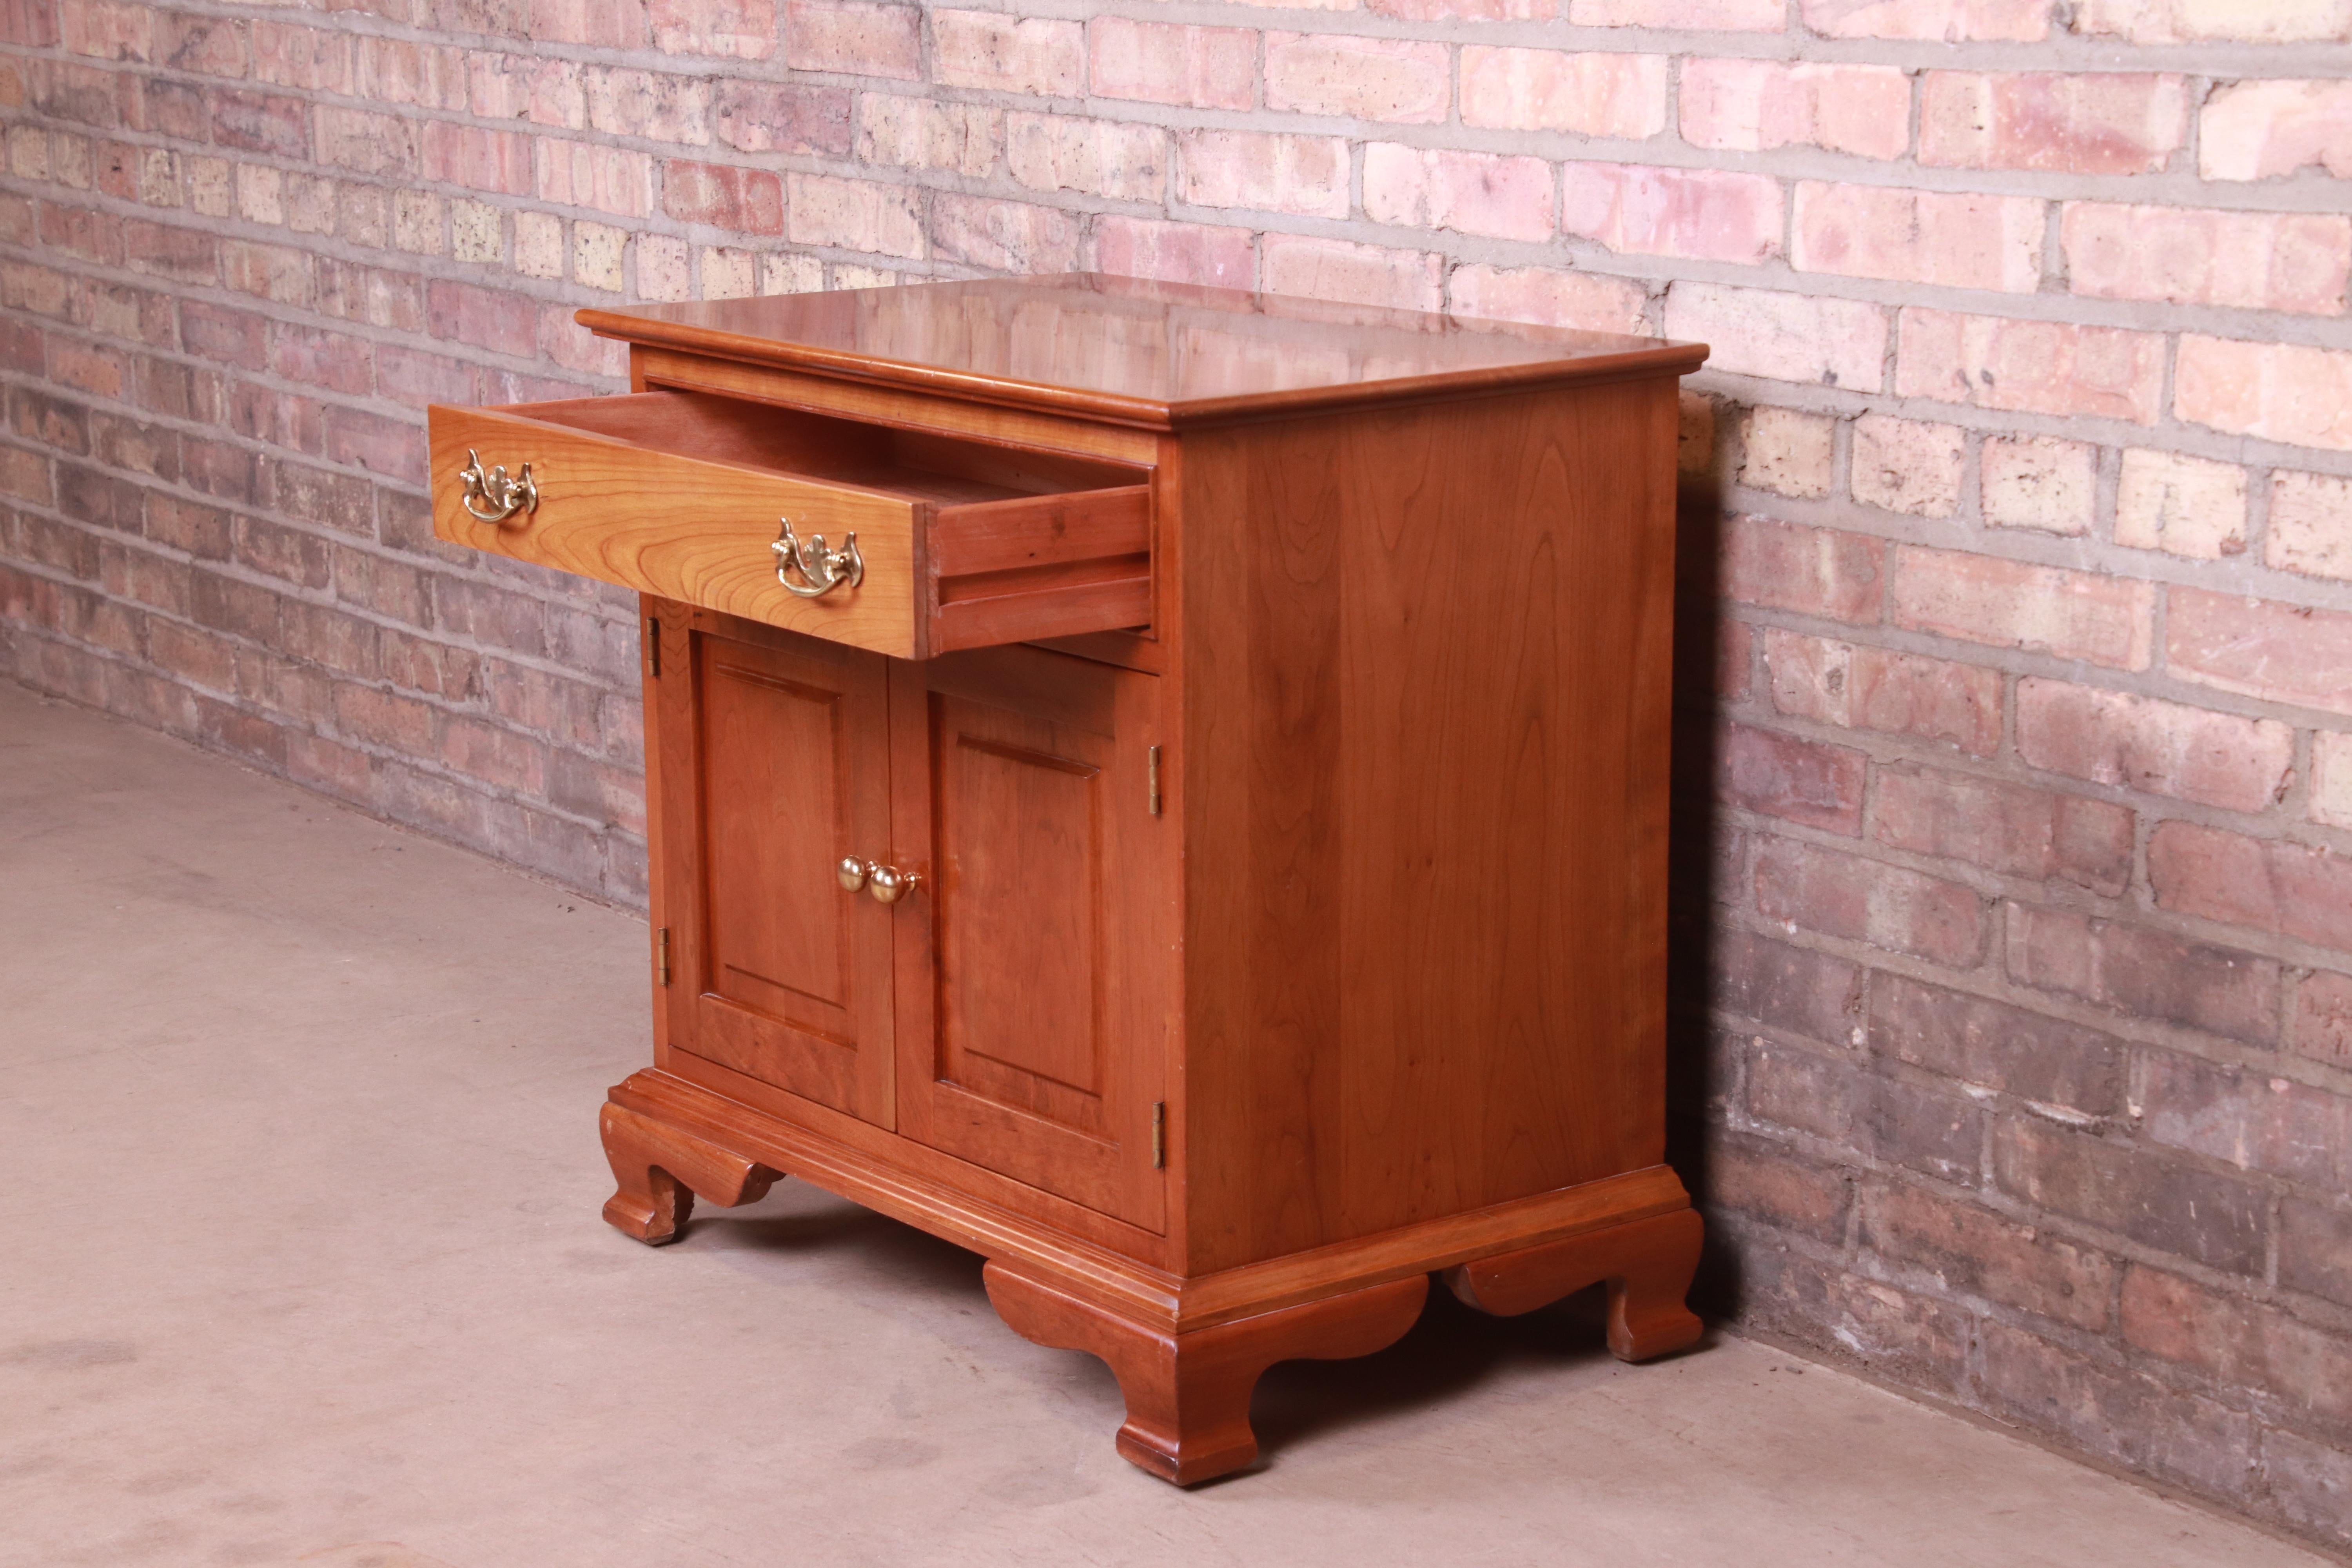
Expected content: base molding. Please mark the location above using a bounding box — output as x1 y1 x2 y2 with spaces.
595 1074 1705 1481
986 1260 1429 1485
1443 1206 1704 1362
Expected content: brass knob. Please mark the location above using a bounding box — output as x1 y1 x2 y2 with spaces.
836 856 871 893
866 864 920 904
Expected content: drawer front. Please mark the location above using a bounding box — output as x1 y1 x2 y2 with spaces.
430 401 923 659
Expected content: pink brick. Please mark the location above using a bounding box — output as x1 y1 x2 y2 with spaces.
428 278 535 357
1569 0 1783 25
422 123 532 196
1740 407 1835 498
1092 217 1254 292
785 0 919 79
662 160 782 234
1722 723 1867 834
1874 763 2133 896
1090 19 1254 111
2295 969 2352 1067
1262 236 1441 311
1008 114 1165 203
2017 679 2294 813
1681 59 1911 160
2152 822 2352 955
1370 0 1556 12
1460 48 1666 139
252 23 350 93
1723 515 1886 623
2138 1060 2352 1194
2062 204 2349 316
530 0 648 49
2115 449 2246 559
1446 265 1650 336
1264 34 1448 124
2269 470 2352 582
2005 902 2279 1045
2167 588 2352 719
1178 131 1348 220
1897 308 2164 424
1561 165 1781 265
1920 72 2187 174
536 140 650 218
1717 617 1754 700
1757 836 1984 964
1852 414 1965 518
929 194 1082 273
786 171 922 257
1365 146 1556 244
2314 731 2352 829
1892 547 2155 670
60 0 149 60
360 38 466 111
650 0 775 58
2200 79 2352 181
932 11 1082 96
1982 436 2096 536
2176 336 2352 452
1793 183 2043 292
1664 284 1886 391
1764 629 2003 756
1802 0 2049 38
316 107 416 178
2079 0 2352 42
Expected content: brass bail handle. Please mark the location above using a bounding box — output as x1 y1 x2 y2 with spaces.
837 857 919 904
774 517 864 599
457 448 537 524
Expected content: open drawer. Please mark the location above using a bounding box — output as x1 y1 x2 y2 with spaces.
426 390 1153 659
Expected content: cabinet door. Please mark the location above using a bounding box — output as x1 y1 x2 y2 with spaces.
886 647 1171 1231
655 613 897 1127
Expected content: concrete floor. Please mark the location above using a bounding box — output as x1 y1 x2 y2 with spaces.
0 680 2327 1568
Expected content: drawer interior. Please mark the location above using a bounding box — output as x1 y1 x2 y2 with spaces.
524 390 1148 505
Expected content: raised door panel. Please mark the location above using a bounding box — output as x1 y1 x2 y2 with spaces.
655 611 896 1127
887 647 1171 1232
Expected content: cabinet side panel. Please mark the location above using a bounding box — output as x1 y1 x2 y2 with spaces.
1180 379 1682 1273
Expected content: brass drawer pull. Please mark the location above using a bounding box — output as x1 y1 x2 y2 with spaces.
457 448 537 524
773 518 862 598
837 857 918 904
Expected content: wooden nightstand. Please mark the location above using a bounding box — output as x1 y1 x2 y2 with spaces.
427 274 1710 1484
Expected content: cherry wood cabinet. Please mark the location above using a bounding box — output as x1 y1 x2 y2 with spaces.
427 274 1710 1483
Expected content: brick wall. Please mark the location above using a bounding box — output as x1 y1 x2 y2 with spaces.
3 0 2350 1546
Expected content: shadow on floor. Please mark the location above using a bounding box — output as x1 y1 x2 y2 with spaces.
688 1197 1666 1476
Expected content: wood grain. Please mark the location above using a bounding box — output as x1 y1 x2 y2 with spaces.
582 274 1709 430
633 346 1162 465
889 644 1174 1232
430 396 924 657
985 1260 1428 1485
653 613 899 1127
1444 1206 1705 1362
432 284 1709 1485
599 1100 780 1245
1178 377 1684 1274
431 392 1156 658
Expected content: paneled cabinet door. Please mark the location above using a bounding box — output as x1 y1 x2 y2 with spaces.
886 647 1172 1232
654 613 897 1128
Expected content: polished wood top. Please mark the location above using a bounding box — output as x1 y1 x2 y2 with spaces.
579 274 1706 429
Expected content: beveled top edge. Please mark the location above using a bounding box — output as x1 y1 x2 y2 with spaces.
577 274 1708 428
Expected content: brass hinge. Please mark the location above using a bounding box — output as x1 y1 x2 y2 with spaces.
1147 745 1161 817
656 926 671 987
1151 1101 1165 1169
644 617 661 678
